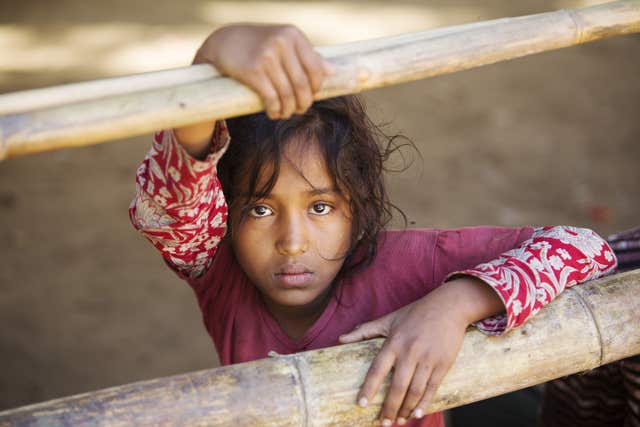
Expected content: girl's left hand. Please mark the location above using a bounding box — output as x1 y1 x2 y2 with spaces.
339 277 503 426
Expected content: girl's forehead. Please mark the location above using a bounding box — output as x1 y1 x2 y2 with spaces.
280 145 333 189
238 137 336 195
282 136 326 168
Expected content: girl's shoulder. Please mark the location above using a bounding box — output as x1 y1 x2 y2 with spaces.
376 226 534 264
361 226 535 293
376 228 437 250
380 226 535 246
371 228 442 270
378 225 528 244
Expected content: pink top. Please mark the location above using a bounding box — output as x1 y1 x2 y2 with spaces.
130 124 617 427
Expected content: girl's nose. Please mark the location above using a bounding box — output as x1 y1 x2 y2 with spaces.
275 212 309 256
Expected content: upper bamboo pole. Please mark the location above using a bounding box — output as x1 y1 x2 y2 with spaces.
0 20 500 116
1 1 639 160
1 269 639 427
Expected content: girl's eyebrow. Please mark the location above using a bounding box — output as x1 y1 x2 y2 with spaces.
237 187 339 199
307 187 339 196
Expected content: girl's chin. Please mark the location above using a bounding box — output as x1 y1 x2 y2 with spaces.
270 291 323 308
265 286 332 309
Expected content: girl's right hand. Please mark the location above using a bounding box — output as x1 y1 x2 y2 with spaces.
194 23 335 119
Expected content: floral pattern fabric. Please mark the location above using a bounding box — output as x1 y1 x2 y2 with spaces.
130 124 617 335
130 123 230 278
455 225 617 334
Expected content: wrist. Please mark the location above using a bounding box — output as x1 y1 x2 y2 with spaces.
173 123 216 160
440 276 505 325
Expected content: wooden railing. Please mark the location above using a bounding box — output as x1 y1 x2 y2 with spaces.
0 269 638 426
1 1 639 160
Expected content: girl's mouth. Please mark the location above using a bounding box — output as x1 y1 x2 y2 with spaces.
274 265 314 287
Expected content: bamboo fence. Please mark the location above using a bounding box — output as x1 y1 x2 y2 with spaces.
0 269 638 426
1 2 639 425
0 0 639 159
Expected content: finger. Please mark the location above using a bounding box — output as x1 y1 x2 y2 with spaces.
338 319 387 344
248 74 281 119
412 367 447 419
357 345 395 408
397 362 432 420
261 52 296 119
280 46 313 114
380 361 415 426
294 36 331 93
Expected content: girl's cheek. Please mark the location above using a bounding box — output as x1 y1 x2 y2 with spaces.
326 210 354 253
234 221 266 246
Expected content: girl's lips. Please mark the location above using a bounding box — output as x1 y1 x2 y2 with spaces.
274 264 314 286
277 264 312 275
274 272 314 287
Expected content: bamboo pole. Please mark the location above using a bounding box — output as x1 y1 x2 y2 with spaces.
0 20 498 116
1 269 639 427
1 1 639 160
0 66 218 117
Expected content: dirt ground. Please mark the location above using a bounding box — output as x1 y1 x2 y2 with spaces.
0 0 638 412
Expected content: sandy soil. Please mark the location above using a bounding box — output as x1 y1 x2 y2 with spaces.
0 0 638 411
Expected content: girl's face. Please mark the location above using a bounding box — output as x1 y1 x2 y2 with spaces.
230 138 352 316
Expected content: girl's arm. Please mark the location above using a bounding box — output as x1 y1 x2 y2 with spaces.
130 24 333 278
129 124 230 278
340 225 616 425
452 225 617 335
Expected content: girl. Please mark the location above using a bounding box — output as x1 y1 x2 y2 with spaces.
130 24 617 427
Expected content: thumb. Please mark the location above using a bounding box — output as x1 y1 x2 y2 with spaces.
339 318 389 344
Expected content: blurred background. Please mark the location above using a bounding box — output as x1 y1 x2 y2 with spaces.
0 0 638 419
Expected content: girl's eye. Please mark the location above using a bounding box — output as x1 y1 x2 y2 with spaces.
310 202 332 215
249 205 273 218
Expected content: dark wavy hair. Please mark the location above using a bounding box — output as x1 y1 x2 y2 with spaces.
218 95 412 280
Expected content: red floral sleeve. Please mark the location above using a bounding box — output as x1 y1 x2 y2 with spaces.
449 226 618 335
129 122 230 278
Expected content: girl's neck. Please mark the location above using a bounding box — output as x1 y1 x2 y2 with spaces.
262 286 334 341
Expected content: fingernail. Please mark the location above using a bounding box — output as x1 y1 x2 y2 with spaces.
381 419 392 427
412 408 424 419
358 397 368 407
397 417 407 425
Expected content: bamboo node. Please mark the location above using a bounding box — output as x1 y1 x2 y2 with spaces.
570 287 605 366
565 9 587 43
291 355 310 427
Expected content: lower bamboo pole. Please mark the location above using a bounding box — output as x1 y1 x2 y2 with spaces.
1 1 640 160
1 269 638 427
